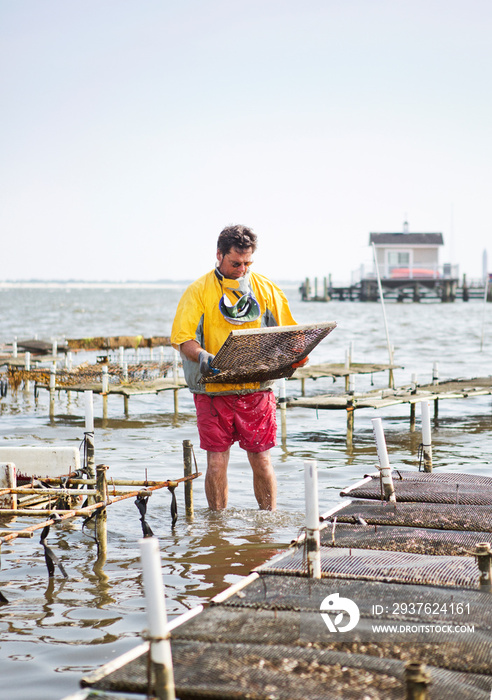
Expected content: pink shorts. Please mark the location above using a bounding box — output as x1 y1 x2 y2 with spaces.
194 391 277 453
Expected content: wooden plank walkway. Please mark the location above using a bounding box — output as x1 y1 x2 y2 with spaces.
77 469 492 700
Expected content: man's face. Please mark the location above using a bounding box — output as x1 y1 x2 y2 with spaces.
216 246 253 279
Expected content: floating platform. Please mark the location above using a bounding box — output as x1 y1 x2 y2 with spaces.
78 469 492 700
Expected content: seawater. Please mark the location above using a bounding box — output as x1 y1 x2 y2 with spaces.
0 283 492 700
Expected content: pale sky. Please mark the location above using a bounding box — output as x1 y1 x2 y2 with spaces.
1 0 491 283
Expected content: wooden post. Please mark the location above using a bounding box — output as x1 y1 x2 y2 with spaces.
24 352 31 393
102 365 109 421
183 440 194 519
410 402 416 431
95 464 108 570
405 662 431 700
84 391 96 503
346 402 354 448
304 460 321 578
49 365 56 419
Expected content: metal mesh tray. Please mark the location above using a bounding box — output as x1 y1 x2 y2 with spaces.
341 470 492 505
319 522 492 556
85 639 492 699
327 500 492 532
202 321 337 384
257 546 481 588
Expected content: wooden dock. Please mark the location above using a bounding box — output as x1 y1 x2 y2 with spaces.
300 276 492 303
77 466 492 699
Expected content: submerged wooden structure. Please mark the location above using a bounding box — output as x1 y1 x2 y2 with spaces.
288 375 492 445
0 441 201 600
76 432 492 700
0 335 186 417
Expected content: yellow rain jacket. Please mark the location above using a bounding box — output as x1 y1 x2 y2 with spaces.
171 268 296 395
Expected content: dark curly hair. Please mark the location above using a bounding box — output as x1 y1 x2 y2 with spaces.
217 224 258 256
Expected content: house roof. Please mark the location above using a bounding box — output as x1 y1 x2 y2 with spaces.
369 233 444 246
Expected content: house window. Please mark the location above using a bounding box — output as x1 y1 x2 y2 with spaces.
388 251 410 267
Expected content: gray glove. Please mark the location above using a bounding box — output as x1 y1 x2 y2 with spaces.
198 350 220 377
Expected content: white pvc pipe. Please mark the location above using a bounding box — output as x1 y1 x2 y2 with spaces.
303 459 321 579
432 362 439 384
119 346 125 367
139 537 175 699
13 338 17 358
25 352 31 372
85 390 94 433
304 459 319 530
371 417 391 469
348 373 355 393
102 365 109 394
421 401 432 446
173 349 179 382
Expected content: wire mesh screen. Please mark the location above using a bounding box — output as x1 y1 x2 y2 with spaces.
258 546 481 588
83 573 492 699
341 470 492 505
85 638 491 700
328 500 492 532
319 522 492 556
202 321 337 384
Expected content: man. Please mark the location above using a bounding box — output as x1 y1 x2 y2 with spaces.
171 224 303 511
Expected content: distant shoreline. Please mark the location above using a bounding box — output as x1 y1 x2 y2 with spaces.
0 279 301 289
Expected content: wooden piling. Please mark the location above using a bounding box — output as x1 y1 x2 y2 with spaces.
49 365 56 418
183 440 194 519
346 402 354 447
95 464 108 569
85 391 96 502
102 366 109 420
